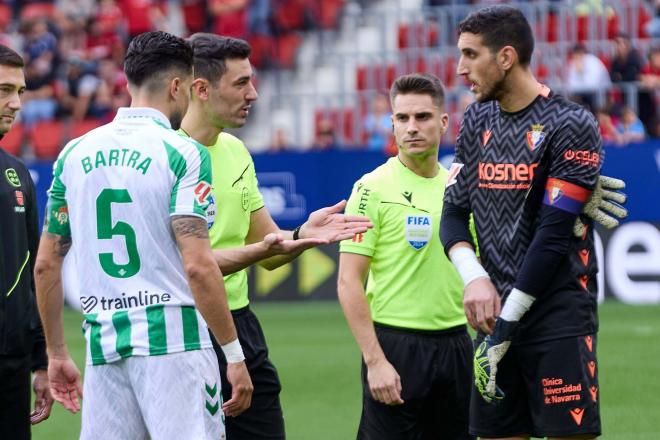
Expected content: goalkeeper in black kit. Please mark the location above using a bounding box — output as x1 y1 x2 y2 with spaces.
440 6 626 440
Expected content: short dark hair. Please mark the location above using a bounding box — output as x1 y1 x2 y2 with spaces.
188 33 251 83
458 5 534 66
0 44 24 68
124 31 193 88
390 73 445 108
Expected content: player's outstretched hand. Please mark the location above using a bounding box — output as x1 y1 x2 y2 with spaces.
575 175 628 237
48 357 83 413
223 361 253 417
262 232 329 256
366 358 404 406
299 200 373 242
31 369 54 424
463 277 501 334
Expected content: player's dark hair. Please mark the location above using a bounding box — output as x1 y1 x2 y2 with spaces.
124 31 193 88
188 33 252 83
0 44 24 68
458 5 534 66
390 73 445 108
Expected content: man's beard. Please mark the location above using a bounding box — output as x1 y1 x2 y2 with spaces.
477 70 508 103
170 108 183 130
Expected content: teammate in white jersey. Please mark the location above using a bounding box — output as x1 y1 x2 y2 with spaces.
34 31 252 440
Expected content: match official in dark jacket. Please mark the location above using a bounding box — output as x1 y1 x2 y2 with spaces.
0 44 53 439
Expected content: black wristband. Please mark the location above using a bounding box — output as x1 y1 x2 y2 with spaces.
292 225 302 240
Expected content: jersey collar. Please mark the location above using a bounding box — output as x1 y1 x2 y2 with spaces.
114 107 172 128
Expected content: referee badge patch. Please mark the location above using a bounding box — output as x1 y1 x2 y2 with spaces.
404 215 432 250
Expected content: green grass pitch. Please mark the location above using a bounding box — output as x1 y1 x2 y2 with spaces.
32 301 660 439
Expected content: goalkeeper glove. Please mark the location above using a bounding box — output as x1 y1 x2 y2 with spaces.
474 318 518 404
575 175 628 237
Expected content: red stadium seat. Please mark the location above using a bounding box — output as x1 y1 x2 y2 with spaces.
316 0 344 29
70 118 103 139
0 4 12 29
20 2 56 20
0 122 24 156
274 33 302 69
31 121 65 159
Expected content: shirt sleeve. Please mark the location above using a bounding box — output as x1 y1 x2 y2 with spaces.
247 156 265 212
443 112 472 210
45 156 71 236
546 110 602 189
167 141 213 219
339 179 380 257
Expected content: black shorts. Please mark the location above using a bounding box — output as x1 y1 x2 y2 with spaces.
211 306 285 440
470 334 601 438
0 354 31 440
358 323 474 440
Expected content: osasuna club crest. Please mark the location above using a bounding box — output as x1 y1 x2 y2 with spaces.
526 123 546 151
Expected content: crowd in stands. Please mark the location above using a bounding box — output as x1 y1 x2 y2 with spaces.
0 0 345 158
0 0 658 158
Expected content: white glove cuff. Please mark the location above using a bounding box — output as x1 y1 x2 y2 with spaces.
449 246 490 286
500 288 535 322
221 338 245 363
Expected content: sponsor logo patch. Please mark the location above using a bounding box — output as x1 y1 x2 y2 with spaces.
5 168 21 187
563 149 600 167
206 194 216 229
404 215 432 250
194 181 212 205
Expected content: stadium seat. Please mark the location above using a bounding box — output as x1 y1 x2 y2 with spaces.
31 121 65 159
274 33 302 69
0 122 24 156
315 0 344 29
0 4 12 29
20 2 56 20
70 118 103 139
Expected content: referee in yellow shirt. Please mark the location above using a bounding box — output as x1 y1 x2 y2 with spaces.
338 74 473 439
179 33 372 439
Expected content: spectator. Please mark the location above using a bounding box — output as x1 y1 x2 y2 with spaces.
118 0 166 39
210 0 249 39
595 107 621 144
610 33 643 83
616 106 646 144
57 56 100 120
181 0 208 34
565 44 611 111
87 57 129 120
20 18 59 129
645 0 660 38
86 0 125 61
314 114 336 149
639 46 660 137
363 93 392 151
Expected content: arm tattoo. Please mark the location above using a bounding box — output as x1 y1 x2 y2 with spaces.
44 232 72 257
171 216 209 239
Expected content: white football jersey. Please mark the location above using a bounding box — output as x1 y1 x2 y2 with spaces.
46 108 214 365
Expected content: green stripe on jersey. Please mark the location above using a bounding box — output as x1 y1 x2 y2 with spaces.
84 314 106 365
112 311 133 358
181 306 201 351
163 141 187 212
146 305 167 355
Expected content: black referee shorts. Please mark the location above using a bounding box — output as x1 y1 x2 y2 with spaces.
470 334 601 438
211 306 285 440
358 323 474 440
0 354 31 440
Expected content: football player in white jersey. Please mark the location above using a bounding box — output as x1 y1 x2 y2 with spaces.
34 31 252 440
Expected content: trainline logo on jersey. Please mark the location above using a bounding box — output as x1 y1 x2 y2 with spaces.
526 124 546 151
478 161 538 189
80 290 172 313
405 215 432 250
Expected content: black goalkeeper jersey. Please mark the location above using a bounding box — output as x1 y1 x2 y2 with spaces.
445 88 602 343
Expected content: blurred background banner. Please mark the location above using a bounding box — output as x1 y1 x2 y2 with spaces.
28 141 660 306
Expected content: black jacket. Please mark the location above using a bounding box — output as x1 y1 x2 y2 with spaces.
0 148 47 370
